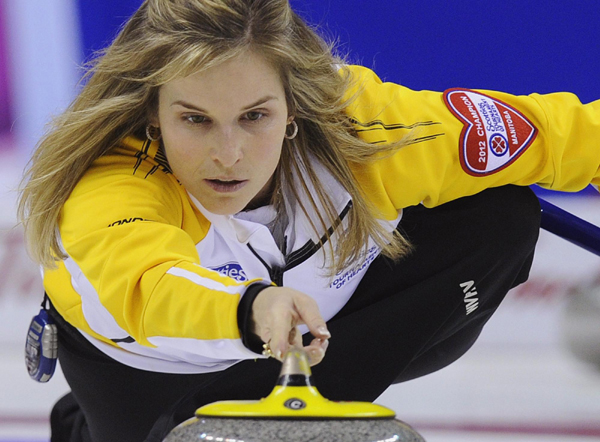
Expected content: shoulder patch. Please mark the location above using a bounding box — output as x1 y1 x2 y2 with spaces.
443 89 537 176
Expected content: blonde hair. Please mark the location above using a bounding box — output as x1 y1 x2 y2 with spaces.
18 0 410 273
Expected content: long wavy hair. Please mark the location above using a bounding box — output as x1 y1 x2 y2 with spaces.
18 0 410 274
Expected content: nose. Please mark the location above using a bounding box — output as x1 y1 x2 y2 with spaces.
210 127 243 168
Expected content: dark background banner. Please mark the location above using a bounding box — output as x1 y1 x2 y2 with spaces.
76 0 600 102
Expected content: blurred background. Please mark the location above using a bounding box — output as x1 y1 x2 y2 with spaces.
1 1 599 441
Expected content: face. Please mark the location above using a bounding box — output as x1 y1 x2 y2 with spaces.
156 51 290 215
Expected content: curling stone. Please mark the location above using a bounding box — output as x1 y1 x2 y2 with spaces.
164 348 426 442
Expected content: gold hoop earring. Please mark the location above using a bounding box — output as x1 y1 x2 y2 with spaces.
284 120 298 140
146 124 162 141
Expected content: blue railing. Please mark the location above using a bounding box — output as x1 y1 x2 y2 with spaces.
539 198 600 257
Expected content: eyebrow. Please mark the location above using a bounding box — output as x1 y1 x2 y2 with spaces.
171 96 279 112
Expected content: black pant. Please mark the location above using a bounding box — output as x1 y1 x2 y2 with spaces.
50 186 540 442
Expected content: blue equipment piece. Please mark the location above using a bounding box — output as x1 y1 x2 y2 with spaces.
25 308 58 383
539 197 600 257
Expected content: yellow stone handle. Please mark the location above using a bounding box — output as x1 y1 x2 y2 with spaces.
195 348 396 419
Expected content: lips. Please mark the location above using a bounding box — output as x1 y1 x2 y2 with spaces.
204 178 248 193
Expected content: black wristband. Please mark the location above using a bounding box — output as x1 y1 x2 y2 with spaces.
237 282 272 354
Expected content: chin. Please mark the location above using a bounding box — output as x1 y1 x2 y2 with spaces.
202 200 248 216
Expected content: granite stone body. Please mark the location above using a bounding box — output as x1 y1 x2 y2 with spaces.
164 350 426 441
164 416 426 442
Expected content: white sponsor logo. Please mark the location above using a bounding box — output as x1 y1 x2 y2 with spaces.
330 246 379 290
460 280 479 315
209 262 248 282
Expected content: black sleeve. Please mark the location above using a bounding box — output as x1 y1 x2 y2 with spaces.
237 282 272 354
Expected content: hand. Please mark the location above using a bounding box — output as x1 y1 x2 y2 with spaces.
251 286 331 366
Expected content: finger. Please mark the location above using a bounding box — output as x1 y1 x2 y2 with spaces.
305 338 329 366
269 310 295 360
312 337 329 354
293 296 331 340
288 327 298 345
260 329 272 347
291 326 303 348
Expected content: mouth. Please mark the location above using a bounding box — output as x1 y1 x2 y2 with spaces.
204 178 248 193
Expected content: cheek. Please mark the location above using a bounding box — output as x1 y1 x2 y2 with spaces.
162 132 203 166
253 143 283 180
267 141 284 164
257 133 285 166
161 140 208 188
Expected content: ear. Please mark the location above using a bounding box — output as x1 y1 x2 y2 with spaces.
148 94 160 127
148 112 160 127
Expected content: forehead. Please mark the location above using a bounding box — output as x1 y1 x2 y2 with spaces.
158 51 286 107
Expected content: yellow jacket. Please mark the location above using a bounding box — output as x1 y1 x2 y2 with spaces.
44 65 600 373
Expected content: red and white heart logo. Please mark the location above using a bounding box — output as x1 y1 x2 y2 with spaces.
443 89 538 176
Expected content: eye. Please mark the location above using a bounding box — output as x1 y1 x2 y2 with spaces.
185 114 208 125
244 111 265 121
